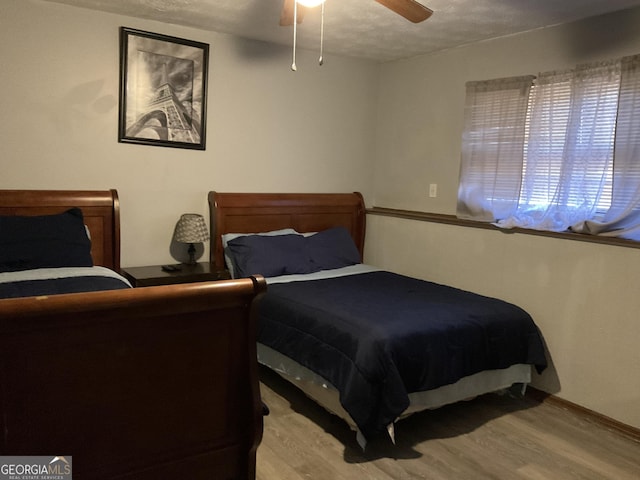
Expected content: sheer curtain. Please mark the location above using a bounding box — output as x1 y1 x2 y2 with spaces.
572 55 640 240
497 60 620 231
457 76 534 221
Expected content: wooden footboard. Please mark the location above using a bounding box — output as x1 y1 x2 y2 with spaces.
0 276 266 480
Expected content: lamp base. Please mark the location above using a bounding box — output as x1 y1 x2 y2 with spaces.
186 242 197 265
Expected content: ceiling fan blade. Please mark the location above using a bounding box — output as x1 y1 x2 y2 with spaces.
280 0 307 26
374 0 433 23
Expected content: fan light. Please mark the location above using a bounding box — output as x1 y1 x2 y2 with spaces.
296 0 325 7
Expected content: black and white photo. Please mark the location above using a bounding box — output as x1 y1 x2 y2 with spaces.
118 27 208 150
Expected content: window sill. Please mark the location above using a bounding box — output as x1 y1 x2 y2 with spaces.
367 207 640 250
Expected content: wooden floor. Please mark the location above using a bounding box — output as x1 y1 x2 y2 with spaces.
256 366 640 480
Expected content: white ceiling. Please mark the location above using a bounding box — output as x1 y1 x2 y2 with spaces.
43 0 640 62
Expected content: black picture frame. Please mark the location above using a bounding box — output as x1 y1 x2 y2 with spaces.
118 27 209 150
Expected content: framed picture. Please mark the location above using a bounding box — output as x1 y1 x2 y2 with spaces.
118 27 209 150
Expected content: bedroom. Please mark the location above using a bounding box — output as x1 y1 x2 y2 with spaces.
1 0 639 477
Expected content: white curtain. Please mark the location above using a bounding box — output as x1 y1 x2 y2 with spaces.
572 55 640 240
457 76 534 221
498 60 620 231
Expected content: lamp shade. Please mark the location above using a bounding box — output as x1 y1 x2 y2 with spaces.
174 214 209 244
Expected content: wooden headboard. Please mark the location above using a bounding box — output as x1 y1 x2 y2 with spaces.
0 189 121 271
208 192 367 270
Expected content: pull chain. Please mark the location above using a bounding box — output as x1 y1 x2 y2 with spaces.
291 0 326 71
291 0 298 71
319 1 325 66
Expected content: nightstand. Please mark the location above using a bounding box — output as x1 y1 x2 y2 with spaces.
120 262 230 287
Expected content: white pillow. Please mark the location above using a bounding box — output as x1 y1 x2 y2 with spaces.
222 228 299 278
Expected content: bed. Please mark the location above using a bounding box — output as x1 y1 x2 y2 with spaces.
208 191 547 448
0 189 266 480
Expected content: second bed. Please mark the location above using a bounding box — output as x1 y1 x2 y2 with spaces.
209 191 547 447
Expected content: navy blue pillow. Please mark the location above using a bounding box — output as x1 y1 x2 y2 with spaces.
226 227 362 278
226 234 320 278
304 227 361 270
0 208 93 272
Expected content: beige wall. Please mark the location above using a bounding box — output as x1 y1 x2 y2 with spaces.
0 0 378 266
369 7 640 429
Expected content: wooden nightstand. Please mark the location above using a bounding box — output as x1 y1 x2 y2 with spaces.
120 262 230 287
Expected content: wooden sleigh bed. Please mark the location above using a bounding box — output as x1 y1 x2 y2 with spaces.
208 191 547 448
0 190 266 480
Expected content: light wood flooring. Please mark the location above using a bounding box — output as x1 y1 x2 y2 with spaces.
256 366 640 480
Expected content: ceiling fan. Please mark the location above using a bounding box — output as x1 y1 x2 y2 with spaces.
280 0 433 70
279 0 434 27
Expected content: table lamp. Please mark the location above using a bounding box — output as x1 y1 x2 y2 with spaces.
173 213 209 265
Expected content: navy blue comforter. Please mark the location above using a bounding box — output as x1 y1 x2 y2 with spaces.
258 271 547 438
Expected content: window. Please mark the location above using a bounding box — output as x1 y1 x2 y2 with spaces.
457 54 640 241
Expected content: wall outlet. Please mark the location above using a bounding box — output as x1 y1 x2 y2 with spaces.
429 183 438 198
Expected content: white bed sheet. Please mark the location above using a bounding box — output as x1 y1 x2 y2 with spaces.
0 266 132 287
266 263 380 284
